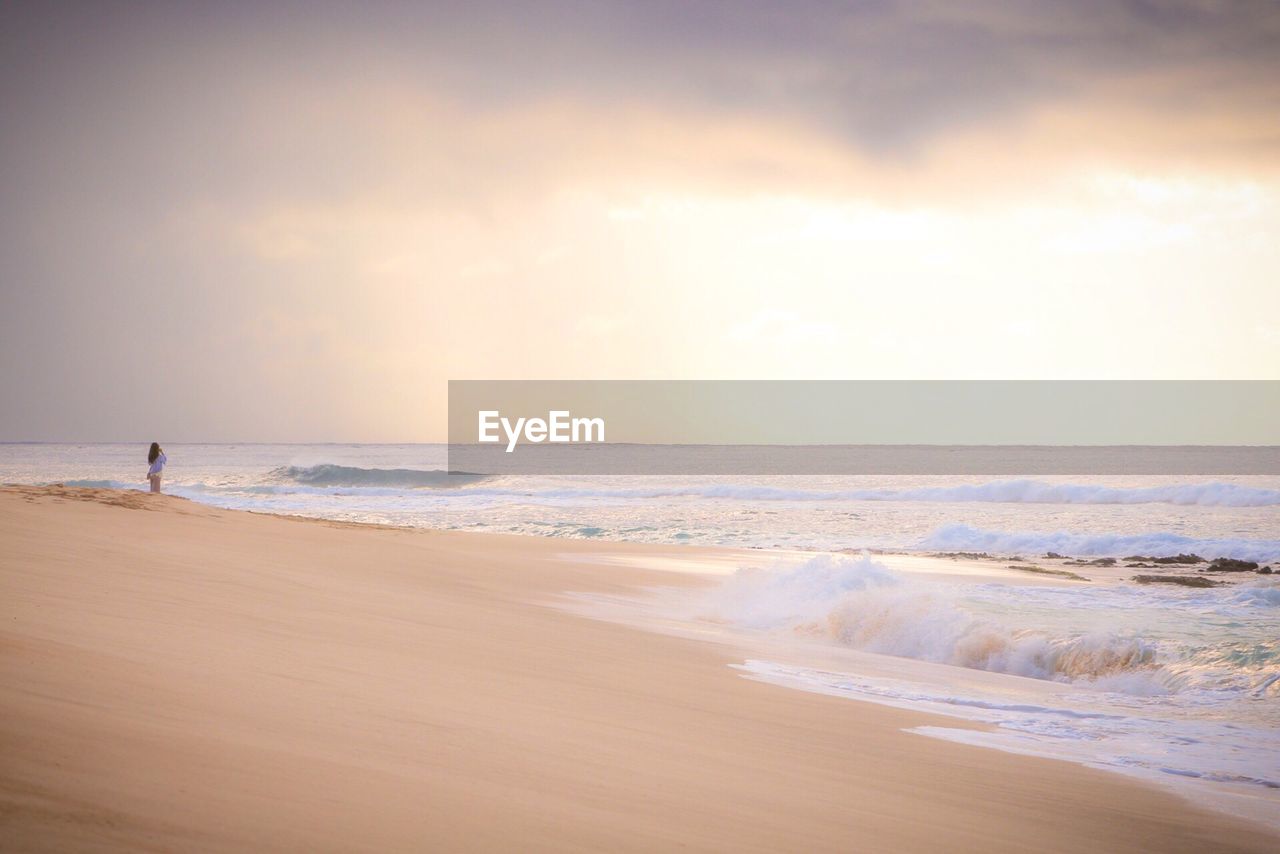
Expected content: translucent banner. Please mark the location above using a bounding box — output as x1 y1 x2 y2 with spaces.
447 381 1280 474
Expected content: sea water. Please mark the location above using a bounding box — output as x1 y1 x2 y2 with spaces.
6 443 1276 559
3 443 1278 826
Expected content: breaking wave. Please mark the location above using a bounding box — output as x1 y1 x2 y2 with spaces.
701 554 1164 685
920 524 1280 563
1226 583 1280 608
855 480 1280 507
265 464 489 489
460 479 1280 506
701 550 1280 691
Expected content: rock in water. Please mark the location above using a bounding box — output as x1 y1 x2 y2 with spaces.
1203 558 1259 573
1133 574 1222 588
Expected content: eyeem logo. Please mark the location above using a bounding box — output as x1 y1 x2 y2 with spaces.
478 410 606 452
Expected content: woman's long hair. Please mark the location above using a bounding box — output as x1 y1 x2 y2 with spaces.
148 442 161 465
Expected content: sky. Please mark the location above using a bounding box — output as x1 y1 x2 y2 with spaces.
2 0 1279 442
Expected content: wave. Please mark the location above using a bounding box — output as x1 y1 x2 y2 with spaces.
857 480 1280 507
265 464 489 489
701 554 1164 684
53 475 1280 508
450 479 1280 506
1226 583 1280 608
919 524 1280 563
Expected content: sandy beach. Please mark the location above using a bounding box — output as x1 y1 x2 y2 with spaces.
1 485 1276 853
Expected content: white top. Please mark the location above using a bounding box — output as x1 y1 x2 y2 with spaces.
148 452 167 477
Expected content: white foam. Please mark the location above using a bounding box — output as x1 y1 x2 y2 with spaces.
920 524 1280 563
696 554 1280 704
443 479 1280 507
267 464 487 488
698 555 1175 684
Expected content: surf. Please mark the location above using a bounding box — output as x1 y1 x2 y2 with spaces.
266 464 489 489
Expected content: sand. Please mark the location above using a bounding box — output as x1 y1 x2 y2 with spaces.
1 485 1276 853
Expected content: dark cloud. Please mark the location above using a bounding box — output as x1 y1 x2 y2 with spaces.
347 0 1280 152
5 1 1280 156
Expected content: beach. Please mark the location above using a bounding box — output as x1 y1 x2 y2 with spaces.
7 0 1280 848
2 485 1276 852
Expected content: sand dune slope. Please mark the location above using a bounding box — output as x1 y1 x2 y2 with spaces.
1 487 1275 852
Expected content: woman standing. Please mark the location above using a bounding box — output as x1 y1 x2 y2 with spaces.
147 443 167 493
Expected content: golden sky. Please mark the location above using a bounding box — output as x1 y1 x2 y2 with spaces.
2 1 1278 441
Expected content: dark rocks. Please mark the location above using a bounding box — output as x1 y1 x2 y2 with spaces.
1155 554 1205 565
1133 574 1222 588
1203 558 1260 573
1045 552 1066 560
1258 566 1273 575
1066 557 1117 567
1123 554 1204 565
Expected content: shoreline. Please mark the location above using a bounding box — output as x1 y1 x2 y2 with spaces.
2 485 1277 851
14 481 1274 588
556 550 1280 833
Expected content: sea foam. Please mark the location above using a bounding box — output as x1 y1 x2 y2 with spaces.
700 554 1164 685
266 464 488 489
446 479 1280 506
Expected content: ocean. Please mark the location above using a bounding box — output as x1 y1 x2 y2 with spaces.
4 442 1278 825
9 442 1278 559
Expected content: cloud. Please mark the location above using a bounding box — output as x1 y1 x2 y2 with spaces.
2 1 1280 440
6 2 1280 169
